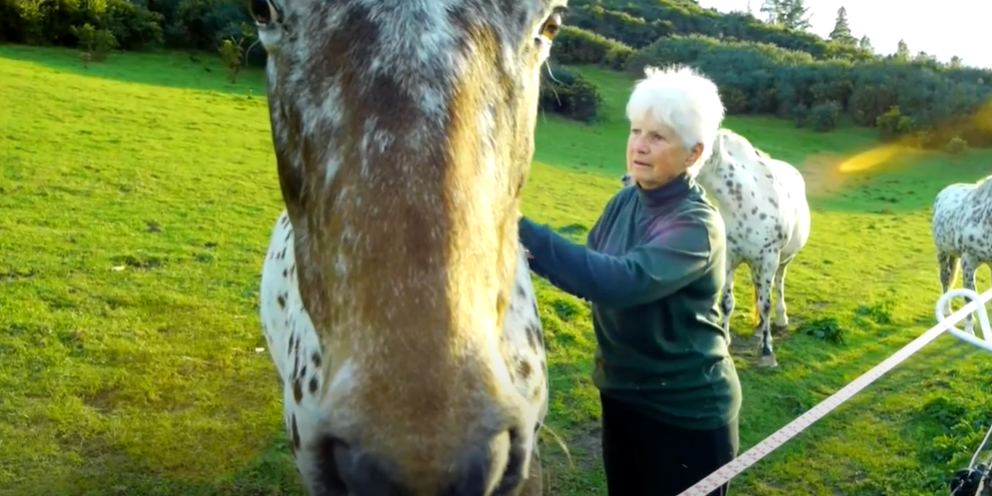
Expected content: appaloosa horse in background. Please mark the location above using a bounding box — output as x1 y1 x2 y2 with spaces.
250 0 567 494
696 129 811 368
932 172 992 335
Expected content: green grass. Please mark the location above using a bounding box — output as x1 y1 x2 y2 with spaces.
3 43 992 496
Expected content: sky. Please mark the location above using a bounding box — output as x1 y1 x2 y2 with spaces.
695 0 991 69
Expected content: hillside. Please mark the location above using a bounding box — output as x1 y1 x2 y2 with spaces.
3 43 992 495
3 0 990 146
541 0 992 151
566 0 875 59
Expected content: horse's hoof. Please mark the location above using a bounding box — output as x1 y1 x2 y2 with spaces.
758 353 778 368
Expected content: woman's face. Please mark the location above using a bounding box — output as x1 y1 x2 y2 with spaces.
626 116 702 190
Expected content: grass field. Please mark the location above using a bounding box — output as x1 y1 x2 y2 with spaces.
3 43 992 496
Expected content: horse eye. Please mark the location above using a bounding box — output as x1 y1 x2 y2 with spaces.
249 0 278 25
540 13 562 41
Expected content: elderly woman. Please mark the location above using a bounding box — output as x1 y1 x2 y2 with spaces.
519 65 741 496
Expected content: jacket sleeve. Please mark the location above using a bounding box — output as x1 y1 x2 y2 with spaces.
519 216 712 308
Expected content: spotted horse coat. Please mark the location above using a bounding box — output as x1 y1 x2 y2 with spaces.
260 212 548 495
247 0 567 494
695 129 811 368
932 173 992 334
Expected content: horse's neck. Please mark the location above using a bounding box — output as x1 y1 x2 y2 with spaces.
696 164 738 213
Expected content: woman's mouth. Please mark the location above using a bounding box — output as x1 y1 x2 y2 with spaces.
633 161 651 168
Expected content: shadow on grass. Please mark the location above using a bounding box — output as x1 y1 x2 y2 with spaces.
0 43 267 97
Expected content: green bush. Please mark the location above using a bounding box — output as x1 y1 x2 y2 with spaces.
809 101 841 132
1 0 163 50
719 86 748 115
539 67 604 123
945 136 968 155
875 106 916 142
552 26 634 70
70 22 118 62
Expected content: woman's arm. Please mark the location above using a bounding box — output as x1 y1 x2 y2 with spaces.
519 216 712 308
524 249 591 299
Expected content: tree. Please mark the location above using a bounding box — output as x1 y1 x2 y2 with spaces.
858 35 873 52
759 0 778 24
828 6 856 45
950 55 963 68
915 51 934 63
777 0 812 31
895 38 910 60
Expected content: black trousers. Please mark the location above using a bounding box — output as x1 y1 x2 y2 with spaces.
600 393 739 496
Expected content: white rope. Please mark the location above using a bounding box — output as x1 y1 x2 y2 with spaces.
675 287 992 495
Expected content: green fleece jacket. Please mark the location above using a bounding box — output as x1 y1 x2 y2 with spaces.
519 173 741 430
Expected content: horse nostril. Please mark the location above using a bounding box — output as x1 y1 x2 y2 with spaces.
331 438 399 496
441 446 493 496
442 428 526 496
327 428 530 496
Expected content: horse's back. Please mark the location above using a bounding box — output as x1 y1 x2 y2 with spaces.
933 181 992 256
704 133 810 261
766 157 811 258
933 183 973 237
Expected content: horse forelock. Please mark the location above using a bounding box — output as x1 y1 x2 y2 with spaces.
258 0 559 487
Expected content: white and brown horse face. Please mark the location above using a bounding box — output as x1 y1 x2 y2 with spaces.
249 0 566 495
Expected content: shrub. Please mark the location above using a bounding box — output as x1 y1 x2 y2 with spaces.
945 136 968 155
809 101 841 132
70 23 119 62
539 67 604 123
875 106 916 141
218 38 243 83
719 86 748 115
552 26 634 69
603 45 635 71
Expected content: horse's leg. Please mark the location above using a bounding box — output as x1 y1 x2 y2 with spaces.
961 253 979 334
752 258 778 368
720 256 740 344
773 260 790 329
938 251 959 294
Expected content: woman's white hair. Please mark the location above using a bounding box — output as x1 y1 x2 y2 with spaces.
625 65 726 177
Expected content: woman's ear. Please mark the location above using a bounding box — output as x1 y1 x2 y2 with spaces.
685 143 704 167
